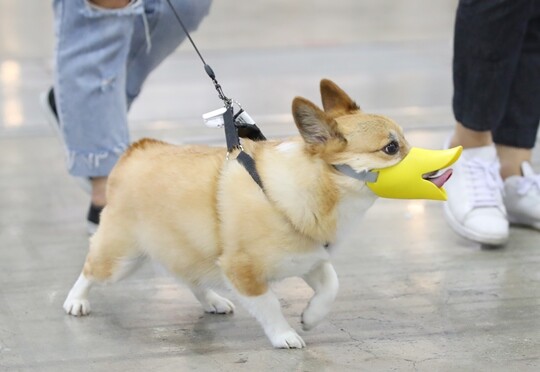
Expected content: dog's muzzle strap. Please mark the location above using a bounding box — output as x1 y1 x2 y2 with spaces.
334 164 379 183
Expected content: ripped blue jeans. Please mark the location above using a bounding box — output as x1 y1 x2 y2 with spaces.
53 0 212 177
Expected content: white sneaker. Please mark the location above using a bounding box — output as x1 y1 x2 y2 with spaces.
504 162 540 230
443 145 509 245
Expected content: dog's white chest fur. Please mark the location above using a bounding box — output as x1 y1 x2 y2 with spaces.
334 187 377 247
273 246 330 280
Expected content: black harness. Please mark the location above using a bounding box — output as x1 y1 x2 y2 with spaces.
166 1 331 250
166 0 266 189
222 105 266 189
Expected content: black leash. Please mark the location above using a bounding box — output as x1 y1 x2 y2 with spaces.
165 0 265 189
165 0 230 105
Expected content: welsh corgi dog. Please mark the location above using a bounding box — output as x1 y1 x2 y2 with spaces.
63 79 450 349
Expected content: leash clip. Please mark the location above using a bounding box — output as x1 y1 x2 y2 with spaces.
226 144 244 160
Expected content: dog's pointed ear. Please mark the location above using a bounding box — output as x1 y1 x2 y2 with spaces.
292 97 344 145
320 79 360 113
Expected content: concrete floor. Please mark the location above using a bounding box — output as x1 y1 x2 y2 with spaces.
1 0 540 371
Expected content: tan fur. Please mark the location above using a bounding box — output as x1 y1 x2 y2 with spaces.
82 79 409 290
69 79 411 346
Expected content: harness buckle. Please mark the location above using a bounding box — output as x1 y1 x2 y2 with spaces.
226 144 244 160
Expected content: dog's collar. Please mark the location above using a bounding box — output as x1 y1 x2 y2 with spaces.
333 164 379 183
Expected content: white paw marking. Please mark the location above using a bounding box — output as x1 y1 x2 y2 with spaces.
203 293 235 314
301 302 329 331
270 330 306 349
63 297 91 316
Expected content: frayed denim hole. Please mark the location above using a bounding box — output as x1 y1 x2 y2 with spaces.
68 146 127 171
113 144 128 155
81 0 144 18
100 76 117 92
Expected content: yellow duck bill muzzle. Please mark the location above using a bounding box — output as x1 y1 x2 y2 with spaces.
335 146 463 201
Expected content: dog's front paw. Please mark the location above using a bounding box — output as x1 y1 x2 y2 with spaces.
270 330 306 349
204 297 235 314
202 292 235 314
301 303 328 331
63 297 91 316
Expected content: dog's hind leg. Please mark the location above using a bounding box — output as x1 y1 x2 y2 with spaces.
301 261 339 331
63 272 93 316
189 284 235 314
63 211 144 316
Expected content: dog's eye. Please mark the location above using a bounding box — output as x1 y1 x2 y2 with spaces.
383 141 399 155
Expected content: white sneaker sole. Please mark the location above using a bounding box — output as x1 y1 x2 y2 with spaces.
443 203 509 246
507 215 540 231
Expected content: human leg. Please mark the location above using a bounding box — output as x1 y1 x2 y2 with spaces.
452 0 540 157
452 0 534 141
494 4 540 230
493 2 540 176
52 0 145 232
54 0 142 179
53 0 212 178
492 0 540 154
449 122 492 149
444 0 536 245
496 146 534 179
125 0 213 107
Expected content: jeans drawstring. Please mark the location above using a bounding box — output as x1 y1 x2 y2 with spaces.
141 10 152 53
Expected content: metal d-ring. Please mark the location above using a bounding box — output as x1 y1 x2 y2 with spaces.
226 144 244 160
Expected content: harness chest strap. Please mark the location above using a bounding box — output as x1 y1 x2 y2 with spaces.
222 106 264 189
236 150 264 189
